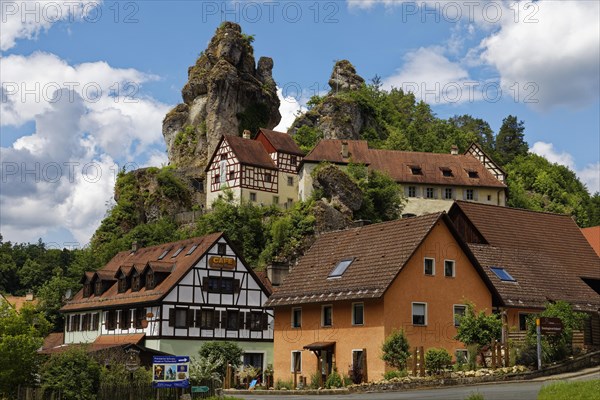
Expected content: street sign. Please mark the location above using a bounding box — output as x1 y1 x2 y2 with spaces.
124 348 141 372
152 356 190 388
540 317 563 335
191 386 209 393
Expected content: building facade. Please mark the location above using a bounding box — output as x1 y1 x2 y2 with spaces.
299 141 506 216
60 233 274 373
205 129 304 209
266 213 497 384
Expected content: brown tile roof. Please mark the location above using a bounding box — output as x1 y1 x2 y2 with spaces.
582 227 600 257
450 201 600 311
254 271 273 296
61 233 223 311
303 140 506 188
3 295 38 311
40 332 64 353
267 213 454 306
224 135 277 170
259 128 304 156
38 334 146 354
91 333 145 350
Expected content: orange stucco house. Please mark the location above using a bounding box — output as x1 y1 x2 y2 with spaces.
266 213 500 384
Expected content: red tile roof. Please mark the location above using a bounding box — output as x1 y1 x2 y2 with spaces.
61 233 223 311
449 201 600 311
38 334 146 354
266 213 494 306
3 295 38 311
223 135 277 170
258 128 304 156
582 227 600 257
303 140 506 188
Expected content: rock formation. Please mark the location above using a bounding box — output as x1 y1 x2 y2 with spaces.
162 22 281 175
289 59 376 140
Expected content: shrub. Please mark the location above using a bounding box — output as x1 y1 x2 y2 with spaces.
381 329 411 369
383 369 408 380
425 348 452 375
274 379 294 390
324 369 343 388
40 347 101 400
465 393 485 400
197 341 243 379
309 371 322 389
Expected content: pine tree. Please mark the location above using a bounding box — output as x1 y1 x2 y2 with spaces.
495 115 528 165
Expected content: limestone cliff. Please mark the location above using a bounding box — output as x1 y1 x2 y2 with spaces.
162 22 281 175
289 60 377 140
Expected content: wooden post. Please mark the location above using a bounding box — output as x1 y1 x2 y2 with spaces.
491 340 497 369
361 348 368 383
293 370 297 389
496 342 502 368
419 346 425 376
412 347 417 376
504 341 510 367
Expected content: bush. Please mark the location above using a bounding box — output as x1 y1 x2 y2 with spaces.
40 347 101 400
381 329 411 369
274 379 294 390
464 393 485 400
197 341 243 379
383 369 408 380
324 369 343 388
425 348 452 375
309 371 321 389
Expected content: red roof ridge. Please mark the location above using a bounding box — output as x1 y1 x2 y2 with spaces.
454 200 573 218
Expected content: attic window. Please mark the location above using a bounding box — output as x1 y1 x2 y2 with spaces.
186 244 198 256
158 249 170 260
410 166 423 175
468 171 479 179
171 246 185 258
328 257 355 279
490 267 516 282
441 168 453 177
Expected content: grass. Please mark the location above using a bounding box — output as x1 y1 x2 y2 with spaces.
537 380 600 400
464 393 485 400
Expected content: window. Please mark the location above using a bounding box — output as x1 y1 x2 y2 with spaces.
444 260 455 277
466 189 474 200
226 310 239 330
250 192 257 202
291 351 302 373
352 350 364 369
198 309 216 329
444 188 453 200
487 195 492 201
490 267 516 282
146 272 156 289
134 308 145 329
186 244 198 255
468 171 479 179
426 187 435 199
286 198 293 209
412 303 427 326
91 313 99 330
217 243 227 255
329 257 354 278
455 350 468 364
290 156 297 166
72 314 81 331
411 166 423 175
244 353 264 371
106 310 117 330
519 313 532 331
249 312 264 331
291 308 302 328
214 174 220 184
229 169 235 181
83 284 91 298
191 178 204 193
322 305 333 327
172 246 184 258
220 153 227 160
120 309 131 329
352 303 364 326
442 168 453 177
273 196 279 205
424 258 435 276
408 186 416 197
158 249 169 260
94 280 104 296
287 176 294 186
205 277 238 294
175 308 188 328
453 305 466 327
264 172 272 183
82 314 90 331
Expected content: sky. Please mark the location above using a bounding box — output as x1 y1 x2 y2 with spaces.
0 0 599 248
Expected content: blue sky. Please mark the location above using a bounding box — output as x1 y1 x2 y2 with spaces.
1 0 599 247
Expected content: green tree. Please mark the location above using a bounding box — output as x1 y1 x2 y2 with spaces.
381 329 411 370
454 304 502 367
0 302 50 396
448 115 495 154
495 115 528 165
588 193 600 226
0 253 18 293
189 354 224 386
425 348 452 375
40 347 101 400
37 273 82 331
197 341 243 379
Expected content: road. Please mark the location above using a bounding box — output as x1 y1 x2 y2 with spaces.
234 368 600 400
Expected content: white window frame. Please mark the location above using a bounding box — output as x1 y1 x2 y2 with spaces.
453 304 467 327
352 349 365 368
466 189 474 200
291 350 302 373
291 307 302 328
444 259 455 277
321 304 333 327
249 192 257 202
287 176 294 186
426 187 434 199
444 187 453 200
352 302 364 326
424 258 435 276
408 186 416 197
412 302 427 326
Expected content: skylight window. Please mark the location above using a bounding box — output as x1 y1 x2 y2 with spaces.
441 168 453 177
171 246 185 258
410 166 423 175
186 244 199 256
328 258 355 278
490 267 516 282
468 171 479 179
157 249 170 260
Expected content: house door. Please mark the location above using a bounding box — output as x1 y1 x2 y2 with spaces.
320 350 333 383
243 353 264 372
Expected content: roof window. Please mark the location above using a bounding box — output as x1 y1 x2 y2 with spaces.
328 257 355 279
468 171 479 179
171 246 185 258
410 166 423 175
441 168 453 177
490 267 516 282
186 244 199 256
157 248 170 260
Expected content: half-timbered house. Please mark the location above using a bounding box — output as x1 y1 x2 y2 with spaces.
60 233 274 373
205 129 304 209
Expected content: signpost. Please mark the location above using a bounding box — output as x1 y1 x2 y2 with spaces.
536 317 564 370
152 356 190 388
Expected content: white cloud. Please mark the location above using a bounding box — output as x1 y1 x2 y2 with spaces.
479 1 600 110
531 142 599 194
0 0 102 51
274 87 307 132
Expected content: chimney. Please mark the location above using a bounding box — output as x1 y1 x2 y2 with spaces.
243 129 251 140
132 241 138 253
450 145 459 155
26 290 34 301
341 141 349 158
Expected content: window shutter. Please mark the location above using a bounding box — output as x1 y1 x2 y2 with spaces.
66 315 72 332
474 189 479 201
404 186 410 197
239 312 246 330
202 277 209 292
220 311 226 328
195 309 202 328
214 310 220 329
74 315 80 331
187 309 195 328
92 313 99 330
168 308 176 327
261 313 269 330
121 309 130 329
462 189 467 200
234 279 240 294
433 188 439 199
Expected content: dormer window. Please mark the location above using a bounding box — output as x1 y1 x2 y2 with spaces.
94 280 104 296
83 283 91 298
118 275 128 293
132 272 144 292
328 257 355 279
441 168 453 177
468 171 479 179
410 166 423 175
146 271 155 290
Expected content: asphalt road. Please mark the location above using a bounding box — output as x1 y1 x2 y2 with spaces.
234 370 600 400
